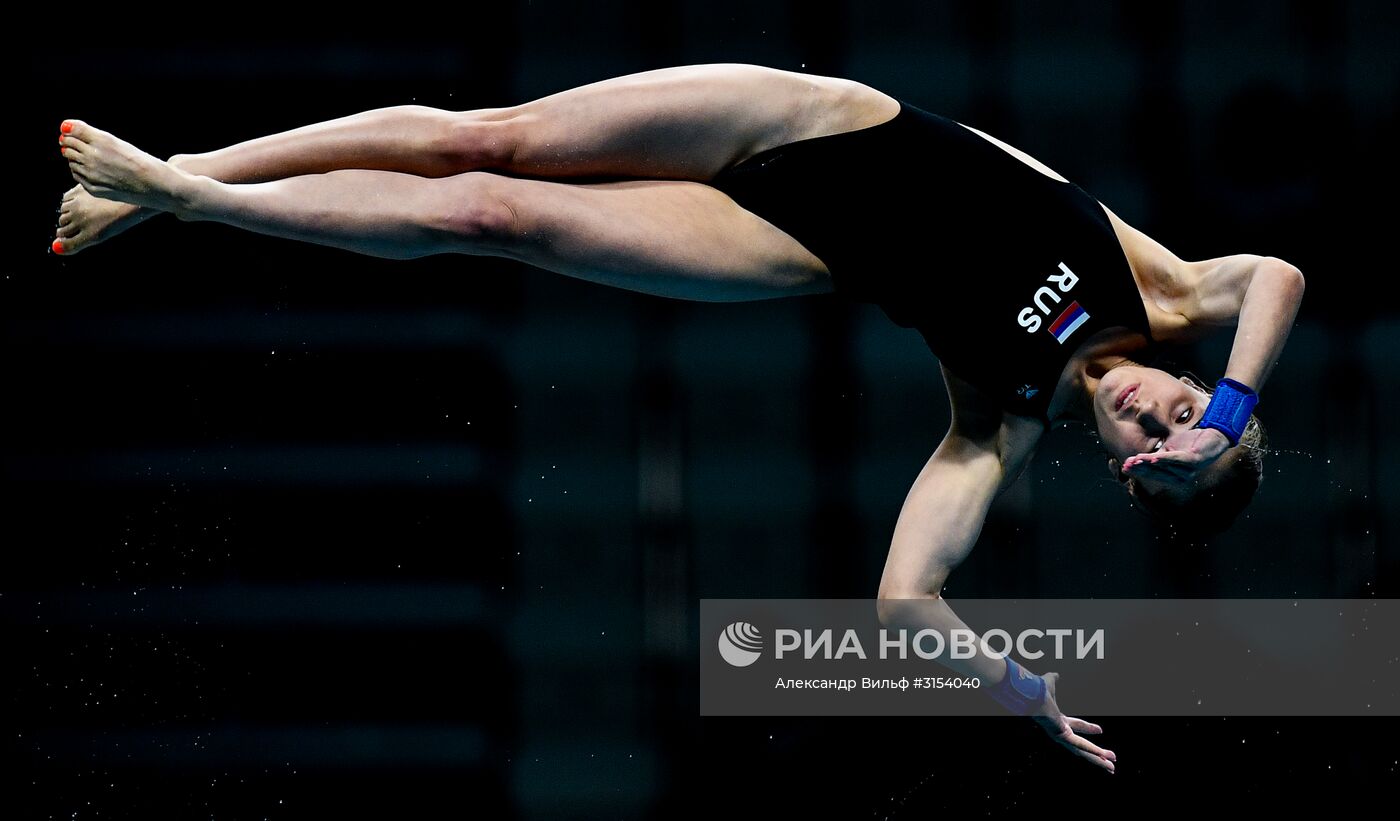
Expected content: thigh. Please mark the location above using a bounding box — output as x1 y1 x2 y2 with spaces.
481 173 835 302
496 63 899 182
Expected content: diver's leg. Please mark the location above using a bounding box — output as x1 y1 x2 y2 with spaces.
78 63 881 183
494 62 896 180
55 104 514 254
184 171 830 300
55 64 896 254
62 119 833 300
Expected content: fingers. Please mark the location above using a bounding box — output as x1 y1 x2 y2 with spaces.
1057 724 1116 763
1123 451 1186 470
1122 452 1196 483
1122 457 1162 481
1038 709 1118 773
1035 675 1116 773
1062 742 1116 774
1056 729 1117 773
1063 716 1104 734
1122 453 1154 472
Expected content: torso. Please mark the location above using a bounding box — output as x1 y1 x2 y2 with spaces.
744 78 1190 340
835 86 1191 344
938 109 1192 354
873 92 1190 428
719 81 1191 433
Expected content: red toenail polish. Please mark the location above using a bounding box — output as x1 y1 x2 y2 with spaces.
61 121 74 134
52 239 65 255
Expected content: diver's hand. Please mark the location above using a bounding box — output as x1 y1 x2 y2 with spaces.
1121 427 1231 487
1031 672 1117 774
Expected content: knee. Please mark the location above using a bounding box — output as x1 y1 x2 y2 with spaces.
429 174 520 249
431 111 522 171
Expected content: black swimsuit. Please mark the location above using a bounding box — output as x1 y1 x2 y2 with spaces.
709 98 1157 423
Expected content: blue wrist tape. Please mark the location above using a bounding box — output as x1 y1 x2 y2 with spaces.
1194 377 1258 447
986 656 1048 715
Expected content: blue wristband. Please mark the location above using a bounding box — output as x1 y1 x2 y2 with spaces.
986 656 1048 715
1195 378 1258 447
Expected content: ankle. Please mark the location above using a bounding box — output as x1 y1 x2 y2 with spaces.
167 152 210 175
166 169 209 221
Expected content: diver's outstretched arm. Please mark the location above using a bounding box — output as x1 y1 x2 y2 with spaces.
876 368 1117 774
875 415 1117 774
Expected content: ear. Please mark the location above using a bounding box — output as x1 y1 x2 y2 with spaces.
1179 375 1207 395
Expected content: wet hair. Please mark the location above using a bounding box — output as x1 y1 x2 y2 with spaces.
1113 370 1268 537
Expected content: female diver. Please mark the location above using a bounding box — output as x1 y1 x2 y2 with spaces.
51 63 1305 774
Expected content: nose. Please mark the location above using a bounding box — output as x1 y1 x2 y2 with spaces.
1134 398 1163 426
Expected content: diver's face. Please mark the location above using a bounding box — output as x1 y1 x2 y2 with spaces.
1095 365 1211 466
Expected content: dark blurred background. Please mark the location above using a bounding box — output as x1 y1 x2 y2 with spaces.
8 1 1398 817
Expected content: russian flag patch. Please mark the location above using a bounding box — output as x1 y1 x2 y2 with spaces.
1048 301 1089 344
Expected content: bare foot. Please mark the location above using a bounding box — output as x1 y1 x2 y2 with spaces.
53 184 157 255
59 119 191 212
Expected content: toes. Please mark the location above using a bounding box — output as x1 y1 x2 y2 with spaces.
54 230 90 255
60 119 90 140
58 210 74 227
60 119 100 153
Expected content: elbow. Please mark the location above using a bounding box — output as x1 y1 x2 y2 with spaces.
1267 257 1306 296
877 567 946 603
877 581 940 601
876 580 942 628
